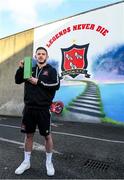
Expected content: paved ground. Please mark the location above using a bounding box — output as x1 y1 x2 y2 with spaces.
0 116 124 179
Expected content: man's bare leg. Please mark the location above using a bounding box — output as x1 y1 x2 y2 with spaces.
44 134 55 176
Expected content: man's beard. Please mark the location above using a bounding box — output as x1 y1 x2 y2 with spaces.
38 59 46 64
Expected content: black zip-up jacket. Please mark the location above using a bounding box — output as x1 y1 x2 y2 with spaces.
15 64 60 108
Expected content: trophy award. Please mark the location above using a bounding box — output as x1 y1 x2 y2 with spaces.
23 57 32 79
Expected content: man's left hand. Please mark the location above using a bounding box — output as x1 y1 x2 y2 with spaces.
28 77 38 85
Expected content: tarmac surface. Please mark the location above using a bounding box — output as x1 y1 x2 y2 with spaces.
0 116 124 179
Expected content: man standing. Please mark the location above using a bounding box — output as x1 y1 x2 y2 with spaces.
15 47 60 176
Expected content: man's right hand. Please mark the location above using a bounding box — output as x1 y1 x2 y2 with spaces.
18 60 24 68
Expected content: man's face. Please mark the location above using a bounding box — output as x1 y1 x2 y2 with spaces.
35 49 48 64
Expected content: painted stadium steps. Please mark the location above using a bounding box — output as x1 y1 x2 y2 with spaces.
67 81 105 120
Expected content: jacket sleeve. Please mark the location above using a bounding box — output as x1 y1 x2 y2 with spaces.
37 68 60 90
15 67 25 84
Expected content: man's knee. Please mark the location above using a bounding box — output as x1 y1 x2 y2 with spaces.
25 133 34 139
45 134 52 141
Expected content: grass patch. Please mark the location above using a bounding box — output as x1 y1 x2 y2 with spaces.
101 117 124 126
61 107 69 115
95 85 105 115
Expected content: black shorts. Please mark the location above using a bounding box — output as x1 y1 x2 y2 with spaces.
21 106 51 136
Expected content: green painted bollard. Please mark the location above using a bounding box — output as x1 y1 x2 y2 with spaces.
23 57 32 79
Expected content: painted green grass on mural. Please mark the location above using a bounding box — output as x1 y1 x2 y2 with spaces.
101 117 124 126
50 107 69 120
95 84 105 116
86 81 104 113
61 107 69 115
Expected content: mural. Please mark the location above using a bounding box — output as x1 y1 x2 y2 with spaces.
33 2 124 124
93 44 124 123
93 44 124 81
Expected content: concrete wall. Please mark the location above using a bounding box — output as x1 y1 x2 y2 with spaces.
0 29 34 116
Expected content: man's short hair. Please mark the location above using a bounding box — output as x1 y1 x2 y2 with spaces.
36 47 48 55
